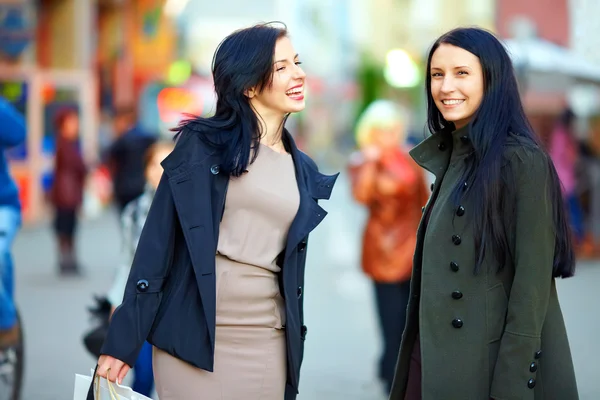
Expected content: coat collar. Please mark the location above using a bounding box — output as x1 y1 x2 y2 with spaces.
162 126 338 201
282 129 338 200
409 125 474 178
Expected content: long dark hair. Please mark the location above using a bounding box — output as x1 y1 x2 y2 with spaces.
425 27 575 278
173 22 288 176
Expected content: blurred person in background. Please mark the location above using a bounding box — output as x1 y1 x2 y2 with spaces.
348 100 428 395
106 141 175 398
50 109 87 276
389 28 578 400
105 106 156 215
0 96 26 352
94 23 337 400
549 108 584 246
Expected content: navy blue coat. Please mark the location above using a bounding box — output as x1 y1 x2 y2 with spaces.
101 125 338 399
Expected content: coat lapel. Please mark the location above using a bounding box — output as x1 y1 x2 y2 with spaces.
283 131 339 263
409 131 452 180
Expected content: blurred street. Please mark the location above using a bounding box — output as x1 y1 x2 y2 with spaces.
9 172 600 399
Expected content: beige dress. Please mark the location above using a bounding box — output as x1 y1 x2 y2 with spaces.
153 144 300 400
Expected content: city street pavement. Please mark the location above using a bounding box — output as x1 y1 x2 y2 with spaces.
12 172 600 399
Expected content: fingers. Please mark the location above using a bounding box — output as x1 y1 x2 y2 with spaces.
96 356 128 384
96 355 109 378
117 364 131 385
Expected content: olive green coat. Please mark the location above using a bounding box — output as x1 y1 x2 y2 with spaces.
389 126 578 400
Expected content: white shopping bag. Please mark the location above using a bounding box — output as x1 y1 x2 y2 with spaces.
73 368 152 400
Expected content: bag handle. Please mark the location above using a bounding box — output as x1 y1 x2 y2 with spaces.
86 365 119 400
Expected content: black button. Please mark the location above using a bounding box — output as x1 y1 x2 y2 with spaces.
430 183 434 191
297 286 303 299
463 181 468 190
456 206 465 217
298 240 307 252
438 142 447 151
452 290 463 300
452 318 463 328
529 362 538 372
421 206 425 213
452 234 462 245
136 279 149 292
450 261 459 272
210 164 220 175
460 135 469 144
534 350 542 359
301 324 308 340
528 378 536 389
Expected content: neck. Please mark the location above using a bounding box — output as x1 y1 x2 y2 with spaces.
251 104 286 148
261 115 286 146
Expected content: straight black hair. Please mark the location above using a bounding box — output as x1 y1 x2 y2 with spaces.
173 22 288 176
425 27 575 278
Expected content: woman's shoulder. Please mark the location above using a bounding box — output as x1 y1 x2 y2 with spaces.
503 133 551 180
162 121 222 172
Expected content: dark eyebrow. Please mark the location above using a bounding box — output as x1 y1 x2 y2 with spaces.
430 65 472 71
273 54 299 64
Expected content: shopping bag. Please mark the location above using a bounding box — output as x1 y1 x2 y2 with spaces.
73 367 152 400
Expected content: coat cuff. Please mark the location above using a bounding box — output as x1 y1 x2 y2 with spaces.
490 331 542 400
100 292 162 367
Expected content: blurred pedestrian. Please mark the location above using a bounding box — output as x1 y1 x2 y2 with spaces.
105 106 156 214
50 109 87 276
549 108 584 245
348 100 428 394
0 96 26 351
389 28 578 400
106 141 174 397
94 23 338 400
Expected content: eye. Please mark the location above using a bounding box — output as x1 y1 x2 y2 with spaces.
276 66 285 71
430 72 443 78
295 61 303 66
457 70 469 75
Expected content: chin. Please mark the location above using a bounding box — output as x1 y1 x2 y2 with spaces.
286 102 306 113
442 114 465 125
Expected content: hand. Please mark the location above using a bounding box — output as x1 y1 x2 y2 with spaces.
362 145 381 161
97 354 130 385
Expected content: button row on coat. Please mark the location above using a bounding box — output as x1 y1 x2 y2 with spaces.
527 350 542 389
450 203 467 329
451 206 465 245
451 285 464 328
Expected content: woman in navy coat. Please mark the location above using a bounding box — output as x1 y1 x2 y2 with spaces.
94 23 338 400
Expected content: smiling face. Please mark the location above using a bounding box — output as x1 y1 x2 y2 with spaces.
430 43 484 129
248 36 307 117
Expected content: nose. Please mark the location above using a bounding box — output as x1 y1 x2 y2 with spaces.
440 76 455 93
295 64 306 80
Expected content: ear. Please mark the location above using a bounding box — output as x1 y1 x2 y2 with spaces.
244 87 256 99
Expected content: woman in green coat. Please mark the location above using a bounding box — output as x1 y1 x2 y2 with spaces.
389 27 579 400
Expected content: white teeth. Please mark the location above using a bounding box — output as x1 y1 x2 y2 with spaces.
443 99 464 105
286 87 303 95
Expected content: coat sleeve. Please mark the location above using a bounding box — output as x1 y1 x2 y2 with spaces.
490 150 556 400
100 173 176 367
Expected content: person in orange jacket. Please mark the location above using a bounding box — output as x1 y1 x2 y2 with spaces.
348 100 429 395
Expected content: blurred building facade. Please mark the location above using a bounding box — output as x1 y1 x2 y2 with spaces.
0 0 178 223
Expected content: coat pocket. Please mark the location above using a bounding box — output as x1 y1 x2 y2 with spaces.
486 282 508 343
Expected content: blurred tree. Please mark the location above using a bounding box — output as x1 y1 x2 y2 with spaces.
354 53 387 135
